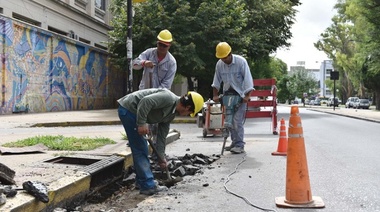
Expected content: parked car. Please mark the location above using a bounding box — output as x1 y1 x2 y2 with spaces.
353 98 370 109
312 98 321 106
327 97 339 107
345 97 359 108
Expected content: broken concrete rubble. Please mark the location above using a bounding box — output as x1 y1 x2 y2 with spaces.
0 163 16 185
22 181 49 203
150 153 220 185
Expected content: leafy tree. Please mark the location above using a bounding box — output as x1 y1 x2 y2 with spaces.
287 68 319 103
316 0 380 109
108 0 299 99
352 0 380 109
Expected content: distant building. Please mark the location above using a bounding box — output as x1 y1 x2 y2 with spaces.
319 60 334 97
289 60 334 98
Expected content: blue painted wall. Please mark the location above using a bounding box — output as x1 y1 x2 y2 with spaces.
0 16 124 114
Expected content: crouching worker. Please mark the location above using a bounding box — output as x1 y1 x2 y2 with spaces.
117 88 204 195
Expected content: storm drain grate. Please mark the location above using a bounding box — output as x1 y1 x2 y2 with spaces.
44 157 100 166
79 155 125 189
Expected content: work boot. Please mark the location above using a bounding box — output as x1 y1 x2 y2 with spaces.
135 180 159 190
224 145 235 151
230 146 245 154
139 185 168 196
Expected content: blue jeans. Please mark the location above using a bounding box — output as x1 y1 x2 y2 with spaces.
229 102 246 148
118 105 156 191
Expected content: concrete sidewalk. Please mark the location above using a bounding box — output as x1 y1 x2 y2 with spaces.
0 109 192 212
0 106 378 211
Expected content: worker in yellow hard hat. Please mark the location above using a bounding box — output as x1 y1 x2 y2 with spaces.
133 29 176 90
212 42 254 154
117 88 204 195
132 29 177 152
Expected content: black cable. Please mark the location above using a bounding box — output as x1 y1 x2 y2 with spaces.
223 153 278 212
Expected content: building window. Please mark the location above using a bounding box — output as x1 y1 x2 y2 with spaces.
326 69 332 75
13 13 41 27
95 0 106 10
95 43 108 50
48 26 68 36
79 37 91 44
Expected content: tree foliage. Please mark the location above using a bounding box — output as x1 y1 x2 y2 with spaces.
315 0 380 109
108 0 299 98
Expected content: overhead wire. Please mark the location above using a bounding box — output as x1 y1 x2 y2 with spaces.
223 152 278 212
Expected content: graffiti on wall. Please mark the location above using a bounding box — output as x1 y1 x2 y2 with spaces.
0 16 111 114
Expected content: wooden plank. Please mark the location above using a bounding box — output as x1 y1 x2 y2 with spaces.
253 79 276 86
246 111 272 118
248 101 274 107
251 90 272 97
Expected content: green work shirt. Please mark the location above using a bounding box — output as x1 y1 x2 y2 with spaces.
117 88 180 158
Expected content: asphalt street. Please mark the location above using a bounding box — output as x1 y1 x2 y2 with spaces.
0 105 379 211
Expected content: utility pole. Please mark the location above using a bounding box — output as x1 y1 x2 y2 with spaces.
126 0 133 94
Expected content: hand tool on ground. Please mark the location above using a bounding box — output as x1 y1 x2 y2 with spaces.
144 135 182 187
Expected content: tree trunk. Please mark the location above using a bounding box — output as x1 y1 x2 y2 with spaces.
375 89 380 111
195 78 213 100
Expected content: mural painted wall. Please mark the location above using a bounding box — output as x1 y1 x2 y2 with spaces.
0 16 124 115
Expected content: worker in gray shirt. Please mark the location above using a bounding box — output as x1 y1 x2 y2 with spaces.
117 88 204 195
132 29 177 90
132 29 177 150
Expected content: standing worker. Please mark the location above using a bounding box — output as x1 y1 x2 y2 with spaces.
117 88 204 195
211 42 254 154
132 29 177 90
132 29 177 149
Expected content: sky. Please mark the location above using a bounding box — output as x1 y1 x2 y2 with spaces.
274 0 338 70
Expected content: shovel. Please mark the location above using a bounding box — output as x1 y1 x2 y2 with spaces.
144 135 182 187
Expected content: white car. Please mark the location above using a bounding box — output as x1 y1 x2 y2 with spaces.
345 97 359 108
353 99 370 109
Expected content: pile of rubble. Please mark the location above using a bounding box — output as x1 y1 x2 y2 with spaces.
0 163 17 205
0 163 49 205
123 153 221 187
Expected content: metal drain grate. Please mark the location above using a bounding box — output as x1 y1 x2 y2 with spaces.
80 155 125 189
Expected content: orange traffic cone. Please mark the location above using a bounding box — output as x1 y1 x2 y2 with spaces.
272 118 287 156
275 106 324 208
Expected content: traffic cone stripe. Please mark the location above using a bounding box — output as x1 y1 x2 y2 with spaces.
288 134 303 138
289 123 302 128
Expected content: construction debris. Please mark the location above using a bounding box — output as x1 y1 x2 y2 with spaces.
22 181 49 203
0 163 16 185
150 153 220 186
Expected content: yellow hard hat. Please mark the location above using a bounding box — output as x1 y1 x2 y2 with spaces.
157 29 173 42
188 91 204 118
215 42 231 58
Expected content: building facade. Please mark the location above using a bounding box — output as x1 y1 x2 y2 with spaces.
1 0 112 49
319 60 334 97
0 0 125 114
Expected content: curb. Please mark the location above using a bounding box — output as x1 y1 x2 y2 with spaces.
30 119 195 128
308 108 380 124
4 131 181 212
